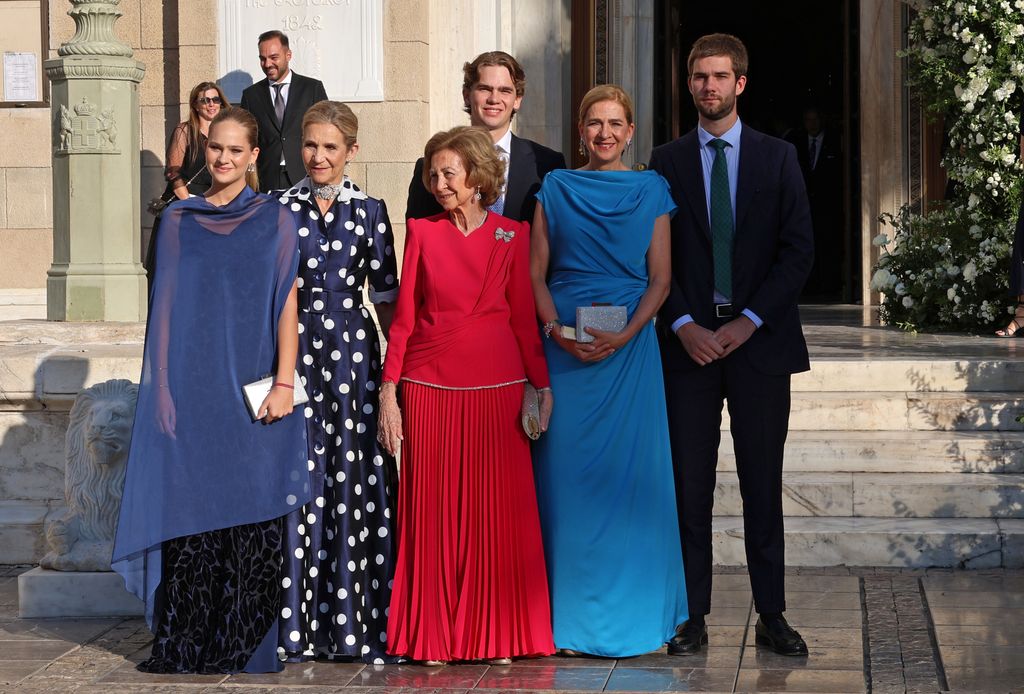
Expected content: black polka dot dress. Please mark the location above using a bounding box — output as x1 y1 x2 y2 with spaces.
274 177 400 664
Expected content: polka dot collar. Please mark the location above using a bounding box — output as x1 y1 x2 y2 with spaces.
279 176 368 205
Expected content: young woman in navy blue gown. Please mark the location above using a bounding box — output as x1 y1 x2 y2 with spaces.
530 85 688 657
273 100 400 663
114 107 308 674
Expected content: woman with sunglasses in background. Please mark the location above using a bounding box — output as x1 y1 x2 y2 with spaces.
145 82 229 279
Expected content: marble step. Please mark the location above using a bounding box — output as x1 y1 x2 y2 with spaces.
718 431 1024 473
0 500 61 565
712 472 1024 518
712 517 1024 568
720 392 1024 431
795 359 1024 393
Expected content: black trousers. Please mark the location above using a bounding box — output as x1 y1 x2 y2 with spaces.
662 347 790 617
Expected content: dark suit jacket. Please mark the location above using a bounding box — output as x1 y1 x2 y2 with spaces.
239 72 328 191
405 133 565 223
786 128 841 204
649 125 814 376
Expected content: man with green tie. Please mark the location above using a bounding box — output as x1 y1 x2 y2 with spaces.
649 33 815 658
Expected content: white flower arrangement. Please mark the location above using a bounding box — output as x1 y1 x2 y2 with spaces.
875 0 1024 331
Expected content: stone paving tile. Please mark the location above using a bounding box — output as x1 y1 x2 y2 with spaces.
752 608 861 629
0 660 49 686
944 666 1024 691
625 646 742 669
351 664 488 689
734 668 866 692
225 661 364 687
783 576 860 593
922 572 1024 592
937 644 1024 670
501 653 612 668
740 647 864 672
96 659 228 686
475 664 612 691
0 638 78 660
783 591 861 611
706 607 752 626
929 606 1024 626
744 627 862 650
934 624 1024 647
0 617 121 643
925 589 1024 608
604 666 737 692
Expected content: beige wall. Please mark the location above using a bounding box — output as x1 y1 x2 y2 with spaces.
0 0 434 290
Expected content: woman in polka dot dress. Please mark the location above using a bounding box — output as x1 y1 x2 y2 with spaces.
274 101 400 664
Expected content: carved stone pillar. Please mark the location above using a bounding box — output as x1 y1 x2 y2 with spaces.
45 0 147 321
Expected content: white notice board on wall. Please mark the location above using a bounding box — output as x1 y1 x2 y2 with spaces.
4 52 38 102
217 0 384 103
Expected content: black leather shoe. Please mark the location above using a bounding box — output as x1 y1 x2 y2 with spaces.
755 614 808 656
667 619 708 655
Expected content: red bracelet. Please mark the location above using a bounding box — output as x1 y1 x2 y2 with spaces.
273 382 294 390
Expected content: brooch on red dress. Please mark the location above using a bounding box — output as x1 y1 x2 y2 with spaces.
495 228 514 242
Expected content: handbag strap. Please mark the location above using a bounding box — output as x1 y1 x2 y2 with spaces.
162 165 208 203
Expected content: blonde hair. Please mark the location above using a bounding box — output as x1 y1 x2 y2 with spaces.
578 84 635 126
209 107 260 192
421 126 504 207
302 100 358 147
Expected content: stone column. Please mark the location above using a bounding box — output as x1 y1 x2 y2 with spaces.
45 0 146 321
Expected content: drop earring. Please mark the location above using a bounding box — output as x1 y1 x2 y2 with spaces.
246 163 255 173
474 187 482 201
578 137 586 156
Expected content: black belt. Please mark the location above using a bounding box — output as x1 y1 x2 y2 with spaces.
714 303 733 319
298 288 362 314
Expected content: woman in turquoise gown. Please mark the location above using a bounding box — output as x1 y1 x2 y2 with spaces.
530 85 688 657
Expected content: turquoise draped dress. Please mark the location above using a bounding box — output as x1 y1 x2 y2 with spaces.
533 169 688 657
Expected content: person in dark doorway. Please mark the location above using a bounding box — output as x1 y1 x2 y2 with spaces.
404 51 564 223
786 106 842 299
649 33 814 657
240 30 328 192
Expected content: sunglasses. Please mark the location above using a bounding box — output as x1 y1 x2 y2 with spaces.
197 96 223 105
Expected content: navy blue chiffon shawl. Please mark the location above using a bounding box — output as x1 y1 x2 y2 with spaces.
113 186 310 626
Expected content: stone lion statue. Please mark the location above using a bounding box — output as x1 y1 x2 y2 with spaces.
40 379 138 572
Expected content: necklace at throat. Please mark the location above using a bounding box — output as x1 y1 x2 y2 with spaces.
312 182 344 200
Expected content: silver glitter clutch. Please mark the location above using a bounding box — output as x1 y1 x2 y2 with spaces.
574 305 628 343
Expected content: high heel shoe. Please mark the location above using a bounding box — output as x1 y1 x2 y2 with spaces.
996 303 1024 337
484 657 512 665
420 660 447 667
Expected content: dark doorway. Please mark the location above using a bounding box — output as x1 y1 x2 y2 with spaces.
654 0 860 303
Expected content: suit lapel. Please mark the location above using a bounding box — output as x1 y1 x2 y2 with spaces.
735 126 759 234
676 133 711 242
280 75 304 132
253 79 281 133
505 134 533 216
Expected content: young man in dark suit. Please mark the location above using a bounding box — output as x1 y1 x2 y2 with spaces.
405 51 564 223
649 33 814 657
239 30 328 192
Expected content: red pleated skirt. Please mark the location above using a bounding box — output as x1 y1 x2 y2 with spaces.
386 380 555 662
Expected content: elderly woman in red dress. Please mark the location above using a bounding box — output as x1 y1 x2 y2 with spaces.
377 125 554 665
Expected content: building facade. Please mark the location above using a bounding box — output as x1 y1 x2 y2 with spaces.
0 0 929 307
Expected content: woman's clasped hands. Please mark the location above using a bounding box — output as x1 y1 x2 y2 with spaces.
554 325 631 364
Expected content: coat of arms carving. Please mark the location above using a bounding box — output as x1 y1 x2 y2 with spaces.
55 98 119 154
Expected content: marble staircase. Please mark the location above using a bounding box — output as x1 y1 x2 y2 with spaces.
711 317 1024 568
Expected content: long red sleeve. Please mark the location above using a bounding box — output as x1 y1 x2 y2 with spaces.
506 221 550 388
381 219 422 384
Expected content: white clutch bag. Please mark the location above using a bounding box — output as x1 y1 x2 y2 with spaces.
242 369 309 420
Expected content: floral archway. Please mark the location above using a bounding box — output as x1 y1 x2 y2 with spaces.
873 0 1024 332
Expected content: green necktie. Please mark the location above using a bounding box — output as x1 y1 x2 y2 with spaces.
710 138 733 298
